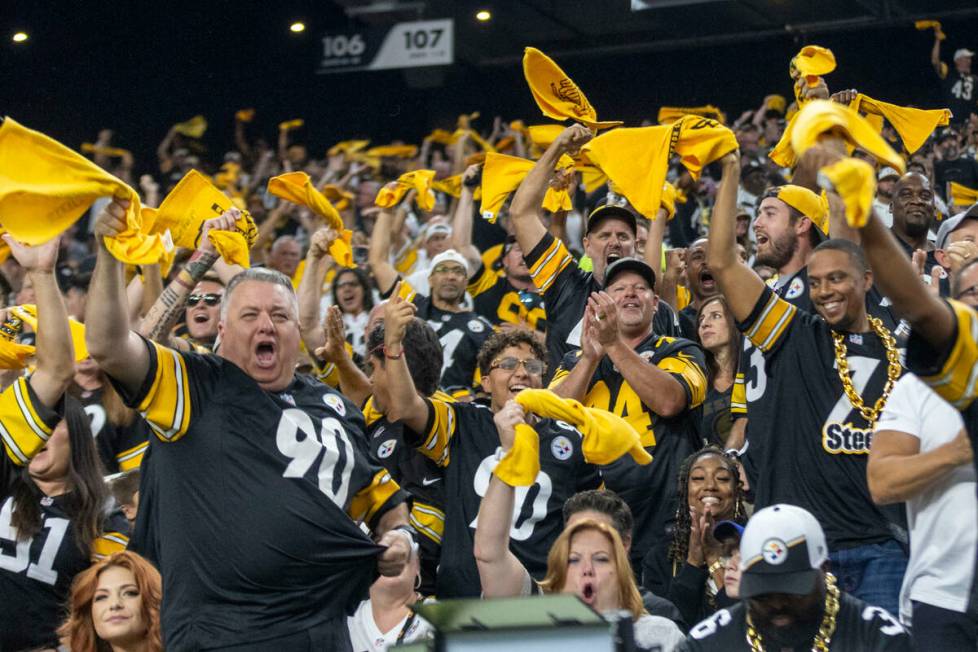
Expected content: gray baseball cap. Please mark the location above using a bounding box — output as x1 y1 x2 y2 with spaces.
936 203 978 250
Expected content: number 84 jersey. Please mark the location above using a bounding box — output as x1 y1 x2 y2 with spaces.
405 399 602 599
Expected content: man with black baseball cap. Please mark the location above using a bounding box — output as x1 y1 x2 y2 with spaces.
550 256 708 578
508 125 681 372
680 504 914 651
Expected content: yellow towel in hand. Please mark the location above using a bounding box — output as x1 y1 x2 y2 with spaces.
950 182 978 208
849 94 950 155
817 158 876 228
523 48 622 131
173 115 207 138
267 172 354 268
514 389 652 465
789 100 906 173
374 169 437 211
492 425 541 487
479 153 574 223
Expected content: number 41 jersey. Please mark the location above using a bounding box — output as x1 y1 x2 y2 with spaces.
115 338 408 650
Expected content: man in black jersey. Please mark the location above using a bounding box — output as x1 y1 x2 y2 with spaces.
452 164 547 335
381 295 601 598
549 257 707 577
680 504 913 651
708 153 908 615
930 34 977 125
86 199 412 650
509 124 682 373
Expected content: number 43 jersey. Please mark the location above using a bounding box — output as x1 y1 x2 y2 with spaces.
114 338 408 650
405 399 602 598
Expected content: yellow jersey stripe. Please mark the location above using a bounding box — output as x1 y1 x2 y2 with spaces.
0 379 53 466
924 300 978 409
467 266 499 297
745 293 796 352
730 374 747 412
14 379 55 442
410 502 445 544
116 441 149 471
348 469 402 524
528 238 573 293
548 368 570 389
138 344 192 442
419 399 455 467
91 532 129 559
658 354 708 408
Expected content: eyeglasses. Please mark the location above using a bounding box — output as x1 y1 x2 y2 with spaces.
955 284 978 301
336 280 360 290
489 356 545 376
432 265 467 277
187 293 222 307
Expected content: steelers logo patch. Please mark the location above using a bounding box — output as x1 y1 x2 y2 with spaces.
323 393 347 416
785 277 805 300
378 439 397 459
551 436 573 461
468 319 486 333
762 538 788 565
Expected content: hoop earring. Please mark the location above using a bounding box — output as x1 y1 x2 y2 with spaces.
414 574 422 591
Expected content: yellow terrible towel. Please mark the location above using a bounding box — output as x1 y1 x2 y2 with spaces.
374 169 437 211
523 47 622 131
817 158 876 228
849 94 950 155
515 389 652 466
267 172 354 267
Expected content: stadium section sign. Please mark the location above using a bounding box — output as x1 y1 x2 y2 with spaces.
317 19 453 74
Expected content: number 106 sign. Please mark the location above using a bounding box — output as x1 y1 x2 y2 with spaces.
317 19 454 74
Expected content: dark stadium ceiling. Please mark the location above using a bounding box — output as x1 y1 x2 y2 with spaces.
332 0 978 65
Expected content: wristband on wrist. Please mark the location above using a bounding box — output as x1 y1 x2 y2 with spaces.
392 524 419 554
384 345 403 359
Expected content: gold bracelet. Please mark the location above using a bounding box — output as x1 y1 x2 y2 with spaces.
708 559 724 575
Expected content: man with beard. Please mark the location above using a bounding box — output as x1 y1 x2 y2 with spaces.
680 505 913 651
889 172 940 275
708 153 909 615
550 257 707 577
453 165 547 334
509 124 681 373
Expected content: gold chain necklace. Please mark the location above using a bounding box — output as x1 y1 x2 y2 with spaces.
831 317 902 427
745 572 840 652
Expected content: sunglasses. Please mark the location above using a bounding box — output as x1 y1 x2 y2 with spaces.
490 356 545 376
187 293 222 307
432 265 467 277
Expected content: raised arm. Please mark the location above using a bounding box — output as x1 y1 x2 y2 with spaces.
706 152 766 323
4 237 74 407
450 164 484 273
859 210 955 344
297 228 333 352
87 198 152 394
156 125 177 174
381 289 430 434
474 401 534 598
931 32 945 78
367 208 401 296
315 307 372 408
138 210 240 351
509 124 591 256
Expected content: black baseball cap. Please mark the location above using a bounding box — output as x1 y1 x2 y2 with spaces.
586 196 638 236
603 257 656 291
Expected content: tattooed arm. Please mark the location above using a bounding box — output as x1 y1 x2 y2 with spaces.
138 210 240 350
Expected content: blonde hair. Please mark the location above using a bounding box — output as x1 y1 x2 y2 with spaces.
538 519 645 620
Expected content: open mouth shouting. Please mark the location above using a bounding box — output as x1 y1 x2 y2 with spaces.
254 339 278 369
699 269 717 293
579 580 596 605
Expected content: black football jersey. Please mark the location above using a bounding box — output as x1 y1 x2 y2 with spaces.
404 399 602 598
0 495 129 651
736 286 903 549
680 591 913 651
411 294 493 397
363 394 445 595
112 337 408 650
525 232 682 373
552 333 708 572
467 262 547 333
75 387 151 473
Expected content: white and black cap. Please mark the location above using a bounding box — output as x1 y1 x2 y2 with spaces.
739 504 828 599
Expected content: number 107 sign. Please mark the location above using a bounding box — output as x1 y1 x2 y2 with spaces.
317 19 454 74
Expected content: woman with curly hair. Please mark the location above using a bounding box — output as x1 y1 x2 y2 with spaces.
58 550 162 652
642 446 748 628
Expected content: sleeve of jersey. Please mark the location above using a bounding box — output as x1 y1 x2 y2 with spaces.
737 286 797 355
410 501 445 546
905 299 978 410
347 467 408 526
524 232 575 296
548 350 583 389
656 341 709 409
730 373 747 416
114 338 206 443
404 398 457 467
0 377 61 467
467 262 498 298
91 511 131 560
114 425 150 472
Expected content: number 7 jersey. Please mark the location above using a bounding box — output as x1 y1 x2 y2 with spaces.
113 338 408 650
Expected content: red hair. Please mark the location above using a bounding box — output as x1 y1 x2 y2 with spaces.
57 551 163 652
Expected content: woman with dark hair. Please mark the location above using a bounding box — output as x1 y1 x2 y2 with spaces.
695 296 742 447
642 446 748 629
0 235 124 651
331 266 375 357
1 396 130 650
58 550 162 652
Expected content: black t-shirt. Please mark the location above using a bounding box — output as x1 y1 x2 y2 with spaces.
467 262 547 333
679 591 913 651
114 338 407 649
700 384 734 447
935 156 978 200
404 399 602 598
524 232 682 373
553 333 707 572
411 294 493 396
940 69 978 125
736 286 902 549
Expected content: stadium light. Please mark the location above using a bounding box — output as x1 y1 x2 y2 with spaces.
290 22 306 33
12 32 28 43
476 9 491 22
